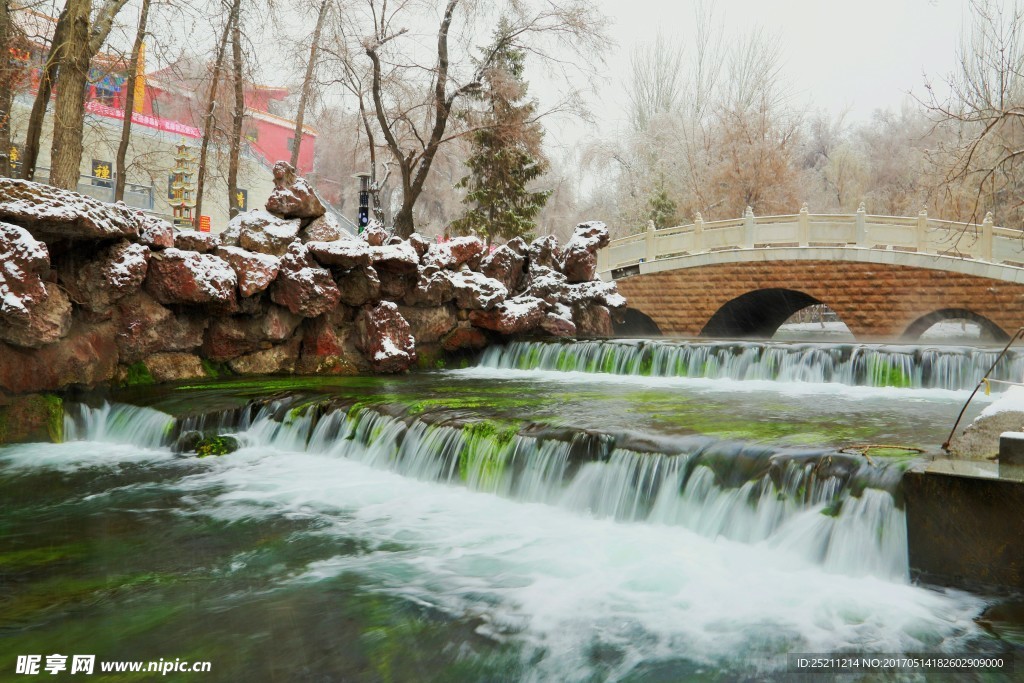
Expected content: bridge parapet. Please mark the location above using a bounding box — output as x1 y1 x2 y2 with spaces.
598 209 1021 281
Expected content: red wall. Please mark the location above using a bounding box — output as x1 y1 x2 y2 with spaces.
248 118 316 175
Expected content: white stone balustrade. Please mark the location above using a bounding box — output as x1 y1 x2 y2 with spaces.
596 208 1024 283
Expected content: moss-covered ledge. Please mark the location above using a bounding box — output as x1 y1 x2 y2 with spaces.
0 392 64 445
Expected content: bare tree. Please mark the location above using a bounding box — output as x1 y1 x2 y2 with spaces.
289 0 329 169
227 0 244 217
21 4 68 180
922 0 1024 223
340 0 609 238
114 0 151 201
627 32 683 132
194 0 236 229
49 0 132 190
0 0 17 176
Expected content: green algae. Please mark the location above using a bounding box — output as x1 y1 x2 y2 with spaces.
195 435 239 457
124 362 155 387
866 356 912 388
458 421 519 489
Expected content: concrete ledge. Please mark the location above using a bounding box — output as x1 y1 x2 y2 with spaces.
904 461 1024 593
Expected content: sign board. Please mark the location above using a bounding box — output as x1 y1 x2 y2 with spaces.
91 159 112 187
199 215 211 233
235 189 248 212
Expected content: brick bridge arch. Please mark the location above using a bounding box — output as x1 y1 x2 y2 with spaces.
614 260 1024 340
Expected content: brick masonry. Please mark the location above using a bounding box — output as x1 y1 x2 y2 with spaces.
615 260 1024 339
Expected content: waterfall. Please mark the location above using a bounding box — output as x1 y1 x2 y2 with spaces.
65 397 912 580
476 339 1024 390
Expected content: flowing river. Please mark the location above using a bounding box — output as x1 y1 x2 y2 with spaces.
2 339 1022 681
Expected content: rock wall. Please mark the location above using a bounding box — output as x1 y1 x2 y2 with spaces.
0 163 625 397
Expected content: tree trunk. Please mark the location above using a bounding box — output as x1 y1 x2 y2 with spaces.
49 0 131 190
114 0 150 201
227 0 243 218
48 0 91 190
21 5 69 181
194 1 235 230
290 0 327 170
0 0 13 177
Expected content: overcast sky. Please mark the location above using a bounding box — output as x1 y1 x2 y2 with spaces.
540 0 972 146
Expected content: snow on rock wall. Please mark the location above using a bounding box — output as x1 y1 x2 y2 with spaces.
0 168 626 394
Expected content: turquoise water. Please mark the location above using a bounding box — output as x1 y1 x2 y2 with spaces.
1 340 1020 681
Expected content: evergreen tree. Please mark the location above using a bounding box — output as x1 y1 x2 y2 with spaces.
451 24 551 244
648 178 680 228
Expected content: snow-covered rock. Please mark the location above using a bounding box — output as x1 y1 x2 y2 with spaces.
302 213 344 243
0 178 141 241
59 240 150 314
265 161 326 221
228 209 302 256
270 243 341 318
560 221 610 283
136 214 175 249
355 301 417 373
369 241 420 273
336 265 381 307
528 234 562 271
0 282 72 349
469 296 547 335
115 292 208 363
174 229 220 253
215 246 280 298
449 270 508 310
0 221 50 327
144 248 238 307
423 236 485 271
481 241 526 292
306 239 373 269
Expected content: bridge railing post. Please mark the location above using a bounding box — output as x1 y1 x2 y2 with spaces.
980 211 994 261
917 208 929 253
798 203 809 246
693 212 704 253
644 220 657 263
743 206 755 248
855 202 867 247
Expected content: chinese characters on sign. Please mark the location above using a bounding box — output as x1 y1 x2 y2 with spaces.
236 189 248 212
199 215 211 233
15 655 95 675
91 159 112 188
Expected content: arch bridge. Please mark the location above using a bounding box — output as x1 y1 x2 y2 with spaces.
598 206 1024 340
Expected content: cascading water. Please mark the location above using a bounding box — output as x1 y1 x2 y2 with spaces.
6 345 1017 680
64 399 910 580
478 339 1024 390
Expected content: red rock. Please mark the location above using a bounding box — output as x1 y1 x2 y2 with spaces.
481 243 526 293
145 249 237 307
409 233 430 259
405 268 455 307
270 243 341 318
560 221 610 283
377 267 416 300
563 280 627 312
137 214 175 249
233 210 301 256
469 296 546 335
302 214 344 242
355 301 417 373
228 336 301 375
0 321 118 394
0 222 50 329
424 236 485 270
397 305 457 343
265 161 326 220
524 265 569 303
0 282 72 349
369 241 419 273
306 239 373 269
215 246 280 298
115 292 208 363
59 240 149 314
441 323 489 352
0 178 140 241
361 223 389 246
174 229 220 253
540 312 577 337
336 265 381 306
573 303 613 337
449 270 508 310
202 306 302 361
528 235 562 271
